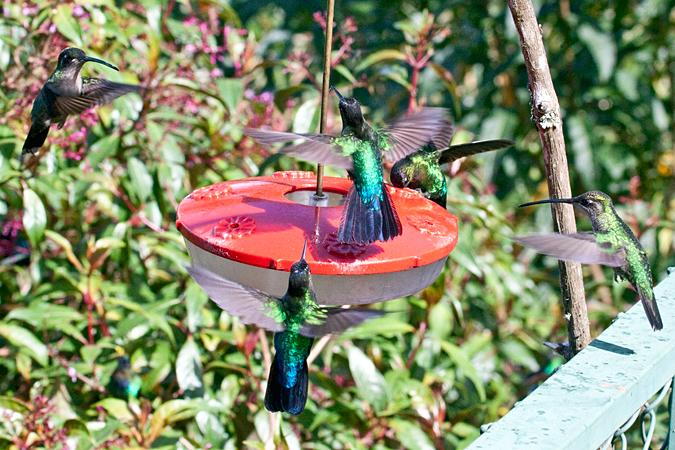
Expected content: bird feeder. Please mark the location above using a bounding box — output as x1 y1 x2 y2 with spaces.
177 171 458 305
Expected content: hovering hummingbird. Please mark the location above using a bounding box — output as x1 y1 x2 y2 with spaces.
107 356 142 399
245 87 450 245
515 190 663 331
390 123 514 208
186 238 386 414
22 47 143 157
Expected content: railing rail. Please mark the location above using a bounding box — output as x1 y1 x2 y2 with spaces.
467 268 675 450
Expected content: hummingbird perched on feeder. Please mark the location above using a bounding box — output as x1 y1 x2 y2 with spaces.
245 87 451 245
390 121 514 208
107 356 142 399
515 190 663 331
22 47 143 157
186 238 386 415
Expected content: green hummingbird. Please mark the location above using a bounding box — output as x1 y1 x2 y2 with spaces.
390 120 514 208
515 190 663 331
245 87 450 245
22 47 143 156
107 356 142 399
186 238 386 414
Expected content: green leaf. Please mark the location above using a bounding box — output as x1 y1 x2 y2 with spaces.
0 323 48 366
0 396 29 414
22 188 47 247
148 400 198 443
215 78 244 114
333 64 357 84
53 5 83 47
196 411 226 448
88 134 120 167
91 399 133 421
185 281 207 334
273 85 308 110
176 337 204 398
355 49 407 72
292 97 320 134
64 418 91 438
6 301 83 327
567 114 595 187
389 419 435 450
348 345 388 413
127 157 153 203
428 302 454 339
578 24 616 82
436 339 486 401
339 317 414 340
44 230 84 272
614 69 638 101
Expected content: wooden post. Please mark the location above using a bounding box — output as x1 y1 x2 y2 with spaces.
507 0 590 357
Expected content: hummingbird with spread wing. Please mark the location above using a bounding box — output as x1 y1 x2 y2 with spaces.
186 238 386 414
245 87 450 245
515 190 663 331
390 120 514 208
22 47 143 157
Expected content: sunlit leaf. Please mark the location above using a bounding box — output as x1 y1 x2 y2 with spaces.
53 5 83 47
22 188 46 247
348 345 388 413
0 324 48 366
578 24 616 82
354 49 407 72
389 419 435 450
127 157 154 203
176 337 204 398
216 78 244 114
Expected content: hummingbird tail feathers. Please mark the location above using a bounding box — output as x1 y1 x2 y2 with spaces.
338 183 401 245
22 124 50 156
637 285 663 331
380 184 402 242
264 355 309 415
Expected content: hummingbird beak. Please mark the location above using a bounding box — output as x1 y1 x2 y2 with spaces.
300 237 309 262
331 85 344 100
84 56 120 72
519 197 575 208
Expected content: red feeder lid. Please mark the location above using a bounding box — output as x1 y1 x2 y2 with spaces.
177 171 458 276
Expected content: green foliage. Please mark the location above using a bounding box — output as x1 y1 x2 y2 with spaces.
0 0 674 449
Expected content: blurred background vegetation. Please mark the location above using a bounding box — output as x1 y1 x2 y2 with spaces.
1 0 674 448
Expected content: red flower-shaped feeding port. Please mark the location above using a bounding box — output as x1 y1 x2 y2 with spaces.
407 213 450 236
322 232 367 258
190 185 233 200
213 216 256 238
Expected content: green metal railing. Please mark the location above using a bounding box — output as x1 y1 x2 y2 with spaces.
467 268 675 450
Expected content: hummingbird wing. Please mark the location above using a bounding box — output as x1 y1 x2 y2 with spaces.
52 78 143 117
513 232 625 267
299 308 387 338
245 128 354 170
438 139 515 165
380 107 451 163
186 266 285 332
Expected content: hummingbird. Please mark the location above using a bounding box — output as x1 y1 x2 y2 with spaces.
515 190 663 331
22 47 143 157
245 87 450 245
107 356 142 399
390 125 515 208
186 238 386 414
